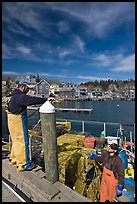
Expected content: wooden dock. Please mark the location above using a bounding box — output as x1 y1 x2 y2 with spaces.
27 106 93 113
2 158 92 202
55 108 93 113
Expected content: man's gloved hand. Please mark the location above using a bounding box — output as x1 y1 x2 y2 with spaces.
48 93 56 104
116 184 123 197
48 97 56 104
86 152 97 159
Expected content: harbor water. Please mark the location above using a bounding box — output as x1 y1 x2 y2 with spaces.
2 100 135 141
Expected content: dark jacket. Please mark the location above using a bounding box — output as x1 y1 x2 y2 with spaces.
95 151 124 185
8 89 47 114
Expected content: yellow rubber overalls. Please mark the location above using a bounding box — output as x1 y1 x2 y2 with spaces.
6 109 30 172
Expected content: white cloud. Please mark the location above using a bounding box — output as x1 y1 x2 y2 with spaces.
112 54 135 72
58 20 70 33
2 44 13 59
3 2 134 39
16 45 32 54
40 73 67 78
58 49 71 59
75 36 85 52
92 54 111 66
8 23 30 37
72 35 85 53
77 75 110 81
2 71 20 75
2 71 66 78
2 2 135 82
3 3 43 35
91 52 135 73
43 2 134 38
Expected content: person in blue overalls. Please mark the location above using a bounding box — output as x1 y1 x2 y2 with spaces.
6 80 55 172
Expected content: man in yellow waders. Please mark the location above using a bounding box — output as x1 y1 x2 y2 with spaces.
87 143 124 202
6 80 55 172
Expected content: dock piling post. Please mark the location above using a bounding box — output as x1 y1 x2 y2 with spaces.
130 131 133 153
103 123 106 137
39 101 59 183
82 121 85 134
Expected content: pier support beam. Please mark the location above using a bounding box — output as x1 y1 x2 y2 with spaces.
82 121 85 134
103 123 106 137
129 131 133 154
39 101 59 183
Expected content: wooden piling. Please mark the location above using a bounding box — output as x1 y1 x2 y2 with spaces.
39 101 59 183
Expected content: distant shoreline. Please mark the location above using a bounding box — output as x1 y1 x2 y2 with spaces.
2 97 135 108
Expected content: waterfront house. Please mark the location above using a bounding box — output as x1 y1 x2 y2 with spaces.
111 91 120 100
87 91 96 99
75 86 88 98
2 80 6 87
54 87 76 99
129 89 135 100
50 83 60 94
35 79 50 98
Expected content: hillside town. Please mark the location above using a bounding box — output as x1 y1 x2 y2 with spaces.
2 75 135 103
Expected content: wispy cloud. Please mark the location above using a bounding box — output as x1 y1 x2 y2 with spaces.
43 2 134 38
3 2 43 34
77 75 111 81
58 48 71 59
57 20 71 34
16 45 32 54
8 23 30 37
2 71 70 79
92 53 111 66
2 71 20 75
72 35 85 53
56 36 85 60
91 53 135 73
2 44 13 59
111 54 135 72
38 72 68 78
2 2 135 83
2 2 134 59
3 2 134 39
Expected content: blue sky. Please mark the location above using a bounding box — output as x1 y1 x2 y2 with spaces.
2 2 135 84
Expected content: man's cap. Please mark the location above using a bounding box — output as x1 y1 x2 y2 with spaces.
18 80 30 86
110 143 118 151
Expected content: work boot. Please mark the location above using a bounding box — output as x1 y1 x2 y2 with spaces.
17 162 36 172
24 162 36 171
17 165 24 172
9 158 16 165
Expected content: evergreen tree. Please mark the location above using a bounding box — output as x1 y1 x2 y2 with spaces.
36 74 40 83
6 76 11 89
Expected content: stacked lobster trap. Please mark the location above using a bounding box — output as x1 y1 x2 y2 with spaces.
30 133 103 202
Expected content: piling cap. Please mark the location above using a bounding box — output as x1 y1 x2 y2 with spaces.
39 101 55 113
